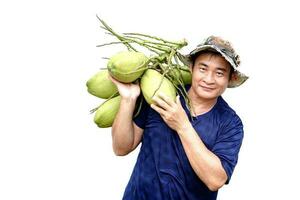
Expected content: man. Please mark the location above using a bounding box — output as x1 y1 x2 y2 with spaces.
110 36 248 200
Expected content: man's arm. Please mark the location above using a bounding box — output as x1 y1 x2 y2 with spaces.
151 94 227 191
112 98 143 156
177 124 227 191
109 76 143 156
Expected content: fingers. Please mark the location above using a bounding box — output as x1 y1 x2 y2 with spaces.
152 93 182 110
152 95 170 110
150 103 166 116
108 73 119 84
157 93 175 107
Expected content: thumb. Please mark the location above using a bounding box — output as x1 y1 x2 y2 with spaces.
108 73 117 83
108 73 123 88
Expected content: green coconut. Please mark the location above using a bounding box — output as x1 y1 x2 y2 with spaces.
94 96 121 128
140 69 176 105
168 66 192 85
86 70 118 99
107 51 148 83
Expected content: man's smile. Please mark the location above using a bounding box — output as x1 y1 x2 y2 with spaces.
199 85 216 91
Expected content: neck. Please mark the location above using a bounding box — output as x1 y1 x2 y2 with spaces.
187 89 218 116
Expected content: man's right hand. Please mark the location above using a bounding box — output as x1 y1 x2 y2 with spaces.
108 74 140 100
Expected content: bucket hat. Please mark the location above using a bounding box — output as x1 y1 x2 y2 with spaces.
187 36 248 88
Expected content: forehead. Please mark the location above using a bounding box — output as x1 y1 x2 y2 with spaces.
194 52 231 69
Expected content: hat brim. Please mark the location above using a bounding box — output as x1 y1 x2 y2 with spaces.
228 70 248 88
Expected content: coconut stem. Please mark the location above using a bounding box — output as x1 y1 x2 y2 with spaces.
123 35 180 49
97 41 133 47
97 15 137 51
151 70 168 100
124 32 187 47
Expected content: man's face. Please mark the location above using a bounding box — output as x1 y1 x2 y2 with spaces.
190 52 231 101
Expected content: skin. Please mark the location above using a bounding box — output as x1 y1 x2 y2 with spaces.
111 52 232 191
109 76 143 156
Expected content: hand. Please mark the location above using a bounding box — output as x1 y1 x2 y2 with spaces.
108 74 140 100
151 94 190 133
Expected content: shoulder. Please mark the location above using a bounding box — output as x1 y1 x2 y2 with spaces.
215 96 243 129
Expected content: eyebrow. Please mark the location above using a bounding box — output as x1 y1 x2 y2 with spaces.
198 62 228 72
198 62 208 67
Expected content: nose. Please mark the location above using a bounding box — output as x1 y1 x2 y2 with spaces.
203 72 215 84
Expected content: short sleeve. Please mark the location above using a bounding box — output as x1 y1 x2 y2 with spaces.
212 114 244 184
133 96 150 129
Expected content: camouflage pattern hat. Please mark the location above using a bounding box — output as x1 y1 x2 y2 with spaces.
187 36 248 88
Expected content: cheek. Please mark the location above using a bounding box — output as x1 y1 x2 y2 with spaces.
191 75 200 84
217 80 229 92
191 70 203 82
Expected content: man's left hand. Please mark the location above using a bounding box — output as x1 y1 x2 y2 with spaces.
151 94 190 133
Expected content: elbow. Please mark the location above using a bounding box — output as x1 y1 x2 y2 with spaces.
206 175 227 192
113 147 131 156
114 150 129 156
207 182 224 192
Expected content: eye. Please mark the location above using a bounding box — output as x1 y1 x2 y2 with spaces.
199 67 206 72
216 71 224 77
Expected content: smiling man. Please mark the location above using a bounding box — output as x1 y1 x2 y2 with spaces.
111 36 248 200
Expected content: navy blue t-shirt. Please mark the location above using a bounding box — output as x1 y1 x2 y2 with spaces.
123 89 244 200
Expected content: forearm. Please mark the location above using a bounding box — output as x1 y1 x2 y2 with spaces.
112 97 137 155
177 124 227 191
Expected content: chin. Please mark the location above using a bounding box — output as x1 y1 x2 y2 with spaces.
200 93 218 100
196 88 219 100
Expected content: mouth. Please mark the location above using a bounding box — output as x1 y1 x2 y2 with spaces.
199 85 215 91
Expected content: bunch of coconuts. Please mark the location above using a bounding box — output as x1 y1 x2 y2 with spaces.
86 17 192 128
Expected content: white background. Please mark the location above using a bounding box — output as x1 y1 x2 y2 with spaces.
1 0 299 199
